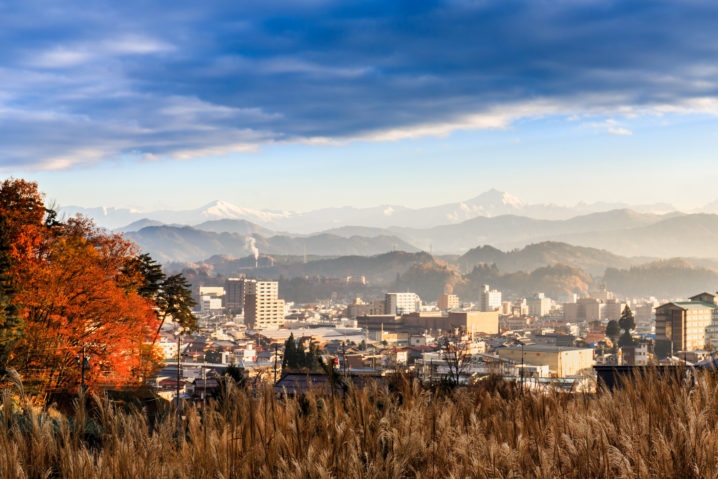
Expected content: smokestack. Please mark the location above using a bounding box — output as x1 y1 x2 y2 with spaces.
245 237 259 269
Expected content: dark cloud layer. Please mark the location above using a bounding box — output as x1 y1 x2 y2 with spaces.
1 0 717 168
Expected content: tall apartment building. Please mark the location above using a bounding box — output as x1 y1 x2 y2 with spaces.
225 277 250 312
244 280 286 330
438 294 459 311
480 285 502 312
656 295 715 353
385 292 421 315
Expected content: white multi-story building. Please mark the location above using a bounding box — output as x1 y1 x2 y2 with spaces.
527 293 552 318
385 292 421 315
244 281 286 330
480 285 502 312
200 295 224 313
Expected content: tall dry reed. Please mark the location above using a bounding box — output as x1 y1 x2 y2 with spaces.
0 370 716 478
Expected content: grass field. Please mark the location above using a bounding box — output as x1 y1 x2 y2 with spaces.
0 371 715 478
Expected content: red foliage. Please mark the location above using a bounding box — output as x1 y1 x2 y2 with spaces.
0 179 161 395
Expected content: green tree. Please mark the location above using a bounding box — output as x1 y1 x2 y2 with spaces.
605 320 620 343
157 274 197 334
125 254 197 343
617 306 635 347
124 253 165 299
282 334 323 372
282 333 297 370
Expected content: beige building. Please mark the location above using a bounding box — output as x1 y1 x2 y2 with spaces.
656 300 715 352
448 311 499 336
385 292 421 315
527 293 551 318
346 298 371 319
438 294 460 311
244 280 286 330
480 285 502 312
497 345 594 377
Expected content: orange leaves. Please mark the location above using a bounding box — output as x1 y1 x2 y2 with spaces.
0 179 162 395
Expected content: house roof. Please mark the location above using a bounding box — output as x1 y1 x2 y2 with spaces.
659 301 716 310
500 344 592 353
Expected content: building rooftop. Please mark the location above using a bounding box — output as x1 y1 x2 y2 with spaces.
501 344 592 353
664 301 716 310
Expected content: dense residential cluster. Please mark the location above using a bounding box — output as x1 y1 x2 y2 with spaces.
155 271 718 401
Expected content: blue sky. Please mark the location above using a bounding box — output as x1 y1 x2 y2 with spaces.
3 0 718 211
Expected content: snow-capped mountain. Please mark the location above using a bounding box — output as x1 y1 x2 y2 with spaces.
59 189 678 233
198 200 291 223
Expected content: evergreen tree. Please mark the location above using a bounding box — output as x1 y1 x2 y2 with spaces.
296 339 308 368
617 306 635 347
124 253 165 299
157 274 197 333
605 320 620 343
282 333 297 370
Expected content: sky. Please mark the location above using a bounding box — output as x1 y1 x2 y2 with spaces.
2 0 718 212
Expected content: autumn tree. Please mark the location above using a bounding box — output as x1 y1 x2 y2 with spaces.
0 179 170 396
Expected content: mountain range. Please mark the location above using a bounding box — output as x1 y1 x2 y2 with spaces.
123 209 718 261
61 189 683 232
181 243 718 301
59 189 718 261
125 226 418 263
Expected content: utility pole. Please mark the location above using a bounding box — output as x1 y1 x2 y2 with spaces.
521 342 524 396
176 334 182 407
273 343 278 384
342 343 347 377
202 359 207 402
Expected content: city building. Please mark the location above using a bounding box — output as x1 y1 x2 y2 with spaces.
438 294 460 311
656 298 715 353
346 298 372 319
244 281 286 330
448 311 499 336
620 343 649 366
199 286 225 298
480 285 502 312
497 345 594 377
225 277 250 312
385 292 421 315
200 295 224 313
358 311 499 337
526 293 551 318
564 297 603 322
589 286 614 302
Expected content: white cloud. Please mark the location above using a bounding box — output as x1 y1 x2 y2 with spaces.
608 127 633 136
27 34 173 69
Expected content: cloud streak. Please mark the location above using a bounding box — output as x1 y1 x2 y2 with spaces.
1 0 718 169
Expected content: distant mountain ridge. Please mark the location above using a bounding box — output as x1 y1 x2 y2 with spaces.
455 241 641 276
62 188 681 232
125 225 418 263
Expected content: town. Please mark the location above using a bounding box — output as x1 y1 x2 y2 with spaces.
155 274 715 400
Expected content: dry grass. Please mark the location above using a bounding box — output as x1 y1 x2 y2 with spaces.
0 371 717 478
